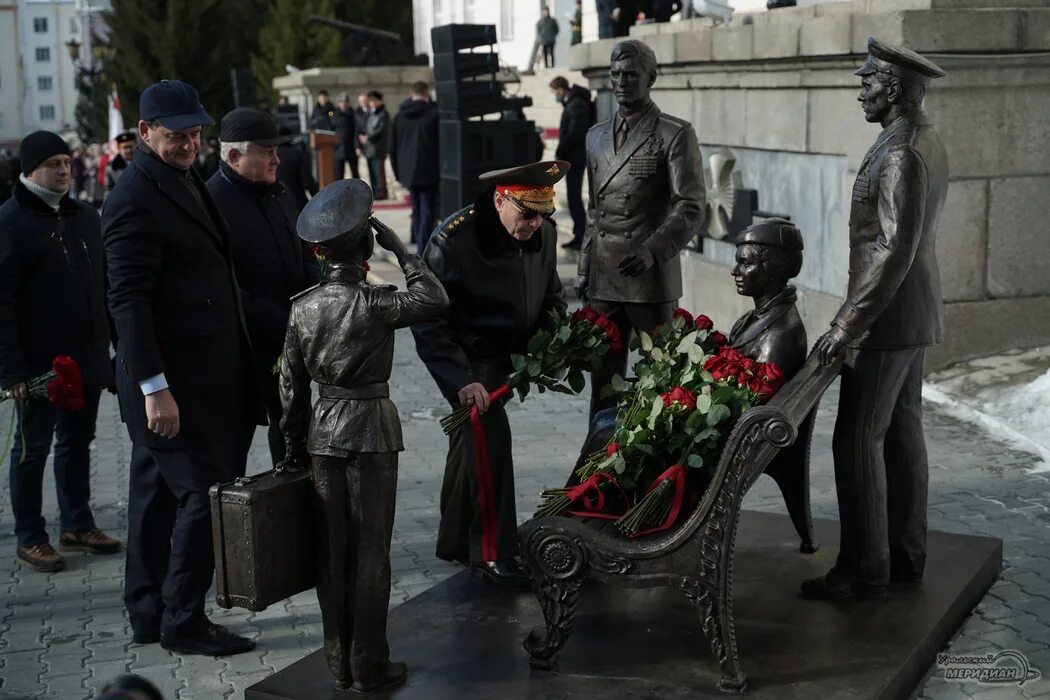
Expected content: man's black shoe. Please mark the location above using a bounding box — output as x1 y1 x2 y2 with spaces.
468 559 530 586
351 661 407 694
160 622 256 657
800 573 887 601
132 630 160 644
561 239 582 250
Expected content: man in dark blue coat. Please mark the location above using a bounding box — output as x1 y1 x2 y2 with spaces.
390 81 439 256
208 107 320 466
102 80 260 656
0 130 120 574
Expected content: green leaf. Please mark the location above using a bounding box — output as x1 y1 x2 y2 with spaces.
612 454 627 475
685 410 706 432
567 369 586 393
526 359 542 377
599 383 618 400
584 336 598 348
696 393 712 414
527 331 550 355
687 453 704 468
511 354 526 371
707 403 731 426
647 394 663 429
676 330 699 355
693 427 719 442
687 344 705 364
650 347 665 362
556 324 572 341
611 374 629 392
640 331 654 352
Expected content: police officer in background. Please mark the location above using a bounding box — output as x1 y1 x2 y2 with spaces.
105 131 136 195
413 161 568 584
207 108 320 469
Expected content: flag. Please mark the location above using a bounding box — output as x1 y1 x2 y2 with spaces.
108 89 124 143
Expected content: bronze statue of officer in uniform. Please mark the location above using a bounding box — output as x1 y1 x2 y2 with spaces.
803 38 949 600
577 39 706 419
278 179 448 691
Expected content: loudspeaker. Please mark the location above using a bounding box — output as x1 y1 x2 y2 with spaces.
430 24 498 54
433 51 499 82
274 104 301 136
230 68 258 109
438 119 539 216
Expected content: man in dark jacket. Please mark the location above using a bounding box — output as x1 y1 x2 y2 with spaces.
105 131 136 195
412 161 567 585
391 81 440 256
276 128 318 212
208 108 320 466
332 94 358 180
0 131 120 574
361 90 390 200
103 80 259 656
549 77 593 249
310 90 335 131
536 7 559 68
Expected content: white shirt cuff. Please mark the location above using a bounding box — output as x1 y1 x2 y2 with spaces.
139 373 168 395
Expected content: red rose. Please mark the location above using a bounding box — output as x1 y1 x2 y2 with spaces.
362 260 370 272
694 314 714 331
606 441 619 456
572 307 600 324
709 330 728 346
604 323 622 353
661 386 697 412
759 362 786 393
595 315 612 331
748 376 777 399
47 356 84 412
672 308 694 326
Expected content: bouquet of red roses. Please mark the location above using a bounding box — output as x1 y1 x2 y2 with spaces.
0 356 84 412
439 307 620 434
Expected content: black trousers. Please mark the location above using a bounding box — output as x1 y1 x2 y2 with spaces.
334 155 360 180
312 453 397 684
565 157 586 244
436 399 519 563
124 439 239 637
587 299 675 419
542 43 555 68
409 185 437 256
832 347 928 586
10 389 101 547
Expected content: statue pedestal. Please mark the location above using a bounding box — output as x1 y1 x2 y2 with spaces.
245 511 1000 699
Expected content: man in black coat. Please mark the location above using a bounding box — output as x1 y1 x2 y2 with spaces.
332 94 358 180
102 80 259 656
361 90 390 200
390 81 439 256
0 131 120 574
549 76 593 249
208 108 320 466
310 90 335 131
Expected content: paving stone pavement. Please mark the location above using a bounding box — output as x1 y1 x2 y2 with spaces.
1 256 1049 699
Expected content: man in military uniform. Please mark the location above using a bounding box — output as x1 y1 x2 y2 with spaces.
803 38 948 601
279 179 448 692
578 39 706 419
105 131 136 195
413 161 568 584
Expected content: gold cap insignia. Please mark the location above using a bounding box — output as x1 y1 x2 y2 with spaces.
546 163 560 176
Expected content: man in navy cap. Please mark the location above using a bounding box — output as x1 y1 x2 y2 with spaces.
280 180 447 693
413 160 567 584
103 79 260 655
208 107 320 468
803 38 949 601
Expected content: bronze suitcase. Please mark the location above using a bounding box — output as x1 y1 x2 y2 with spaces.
209 467 316 611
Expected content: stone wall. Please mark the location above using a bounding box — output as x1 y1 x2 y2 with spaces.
570 0 1050 370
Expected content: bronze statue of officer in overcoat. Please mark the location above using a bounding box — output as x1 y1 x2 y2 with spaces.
803 38 949 600
278 179 448 691
577 39 706 419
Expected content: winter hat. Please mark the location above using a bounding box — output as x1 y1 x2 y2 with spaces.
19 131 71 175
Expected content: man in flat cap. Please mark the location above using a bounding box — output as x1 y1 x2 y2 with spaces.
104 79 259 655
279 179 447 692
105 130 136 195
578 39 706 421
208 108 320 471
803 38 949 600
413 161 568 584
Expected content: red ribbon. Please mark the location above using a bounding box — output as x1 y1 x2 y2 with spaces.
469 383 511 562
628 464 687 538
566 471 626 520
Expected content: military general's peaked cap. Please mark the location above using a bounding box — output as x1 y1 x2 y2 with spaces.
856 37 946 84
738 217 804 251
297 178 374 244
479 160 570 215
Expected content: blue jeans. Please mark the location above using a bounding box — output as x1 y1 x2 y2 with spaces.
367 156 388 199
410 186 437 257
10 389 101 547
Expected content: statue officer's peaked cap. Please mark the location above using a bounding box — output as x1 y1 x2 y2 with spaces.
297 178 374 244
738 217 804 251
856 37 946 84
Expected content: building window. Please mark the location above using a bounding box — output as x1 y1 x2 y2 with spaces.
33 17 48 33
35 47 50 62
40 105 55 120
500 0 514 39
38 76 53 91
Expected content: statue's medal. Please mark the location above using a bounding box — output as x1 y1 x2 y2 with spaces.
628 133 662 178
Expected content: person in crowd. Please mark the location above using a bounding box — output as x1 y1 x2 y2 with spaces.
276 127 317 212
549 76 594 250
569 0 583 44
597 0 616 38
537 6 559 68
196 136 220 180
310 89 335 131
208 107 320 467
412 161 568 585
333 93 359 180
0 130 120 574
83 145 104 208
361 90 390 200
105 131 137 195
391 81 440 256
612 0 639 36
103 79 259 656
70 147 85 201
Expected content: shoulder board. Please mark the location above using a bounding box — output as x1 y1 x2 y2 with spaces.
442 207 476 236
290 282 322 302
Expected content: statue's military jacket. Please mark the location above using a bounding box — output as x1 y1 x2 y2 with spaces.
412 200 566 403
832 112 948 349
279 259 448 457
579 101 706 304
730 286 807 379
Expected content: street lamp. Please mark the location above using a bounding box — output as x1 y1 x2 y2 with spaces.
65 38 81 65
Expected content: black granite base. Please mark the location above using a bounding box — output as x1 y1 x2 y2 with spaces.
245 511 1001 700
